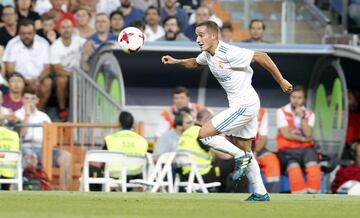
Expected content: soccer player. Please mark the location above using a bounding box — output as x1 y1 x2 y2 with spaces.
161 21 292 201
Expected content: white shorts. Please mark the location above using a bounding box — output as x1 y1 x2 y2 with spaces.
211 102 260 138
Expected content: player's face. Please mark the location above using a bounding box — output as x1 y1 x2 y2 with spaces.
60 20 73 39
8 76 25 93
250 21 265 41
182 114 195 131
95 15 110 34
19 25 35 47
195 26 215 51
173 93 190 109
110 14 124 31
290 90 305 108
146 9 160 26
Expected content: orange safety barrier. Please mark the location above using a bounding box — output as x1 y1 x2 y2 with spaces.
42 122 144 190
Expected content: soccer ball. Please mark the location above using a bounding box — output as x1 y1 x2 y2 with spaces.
118 27 144 54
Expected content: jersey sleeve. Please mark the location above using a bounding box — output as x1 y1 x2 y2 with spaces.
196 52 208 65
227 47 254 68
276 109 288 128
258 111 268 136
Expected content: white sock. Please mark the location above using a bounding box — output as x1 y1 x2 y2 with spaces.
246 152 267 195
200 136 245 158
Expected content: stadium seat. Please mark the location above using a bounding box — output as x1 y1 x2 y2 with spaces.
81 150 147 192
0 151 23 191
130 152 177 193
173 152 221 193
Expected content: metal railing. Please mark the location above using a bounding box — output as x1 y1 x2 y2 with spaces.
69 67 122 124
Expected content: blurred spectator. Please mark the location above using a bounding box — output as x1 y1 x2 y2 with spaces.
188 0 222 28
68 0 81 13
160 0 189 32
0 90 12 125
50 19 86 121
242 19 269 43
89 111 148 191
153 108 192 160
81 13 117 70
144 6 164 42
2 72 25 112
220 22 233 42
0 126 20 191
346 89 360 144
49 0 77 31
74 7 95 38
15 0 41 29
331 140 360 193
78 0 98 28
15 86 72 190
157 16 190 41
117 0 145 28
0 5 18 48
96 0 120 15
34 0 53 15
178 108 234 192
349 0 360 26
178 0 200 13
110 10 124 36
3 19 52 110
155 86 201 139
36 12 60 44
130 20 145 32
132 0 159 11
184 6 210 41
276 86 321 194
254 107 281 193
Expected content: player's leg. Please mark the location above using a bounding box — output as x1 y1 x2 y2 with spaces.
198 109 246 158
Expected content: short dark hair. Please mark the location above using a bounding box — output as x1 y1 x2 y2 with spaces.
23 86 39 97
145 6 160 16
130 20 145 30
249 19 266 30
41 12 56 22
196 20 220 34
292 85 306 96
110 11 124 20
6 72 25 81
221 21 233 32
173 86 189 97
163 16 181 29
173 109 192 127
19 19 35 29
119 111 134 129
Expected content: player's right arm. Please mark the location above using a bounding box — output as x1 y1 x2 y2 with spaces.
161 55 201 69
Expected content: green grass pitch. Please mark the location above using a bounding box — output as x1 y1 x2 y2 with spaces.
0 192 359 218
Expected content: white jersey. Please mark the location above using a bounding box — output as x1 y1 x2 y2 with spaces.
196 41 259 108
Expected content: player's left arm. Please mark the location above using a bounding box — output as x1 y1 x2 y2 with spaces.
252 51 293 93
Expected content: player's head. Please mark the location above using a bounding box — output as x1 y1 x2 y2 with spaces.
290 85 305 108
173 86 190 109
163 16 182 40
119 111 134 129
19 19 36 47
59 19 73 40
249 19 266 42
195 20 219 52
196 108 213 125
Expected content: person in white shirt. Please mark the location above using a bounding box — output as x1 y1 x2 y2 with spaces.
144 6 165 42
16 86 72 190
50 19 86 121
3 19 52 110
161 21 292 201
